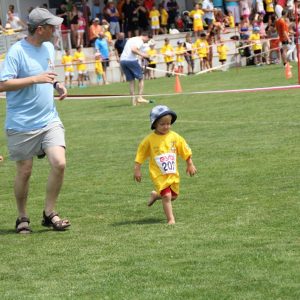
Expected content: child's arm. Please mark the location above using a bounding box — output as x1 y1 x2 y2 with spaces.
186 156 197 177
134 162 143 182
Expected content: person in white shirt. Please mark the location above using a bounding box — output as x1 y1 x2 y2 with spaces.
202 0 215 33
120 32 154 106
6 9 26 32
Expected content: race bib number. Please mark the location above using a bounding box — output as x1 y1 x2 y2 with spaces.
194 14 200 19
152 16 159 22
155 153 177 174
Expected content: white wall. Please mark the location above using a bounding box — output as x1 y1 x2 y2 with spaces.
18 0 49 20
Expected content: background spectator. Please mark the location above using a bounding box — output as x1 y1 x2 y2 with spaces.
166 0 179 29
225 0 241 25
70 4 79 47
95 31 111 84
136 0 149 34
114 32 127 81
6 10 26 32
56 2 69 49
81 0 91 45
106 0 120 39
92 0 102 20
89 17 103 46
122 0 139 37
77 11 86 47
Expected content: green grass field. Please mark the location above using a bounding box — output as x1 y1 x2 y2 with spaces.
0 65 300 299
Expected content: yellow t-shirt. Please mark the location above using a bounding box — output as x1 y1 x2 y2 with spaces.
161 44 174 62
217 44 229 60
73 51 87 71
147 48 157 64
194 39 209 57
61 55 74 72
149 10 160 27
229 15 235 28
95 60 103 75
135 131 192 193
189 9 204 30
191 43 197 60
249 33 262 51
175 45 185 63
105 31 112 43
160 8 168 26
265 0 274 12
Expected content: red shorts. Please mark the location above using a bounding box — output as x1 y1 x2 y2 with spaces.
160 187 178 197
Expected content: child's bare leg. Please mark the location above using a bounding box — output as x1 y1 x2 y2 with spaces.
148 190 161 206
162 193 175 224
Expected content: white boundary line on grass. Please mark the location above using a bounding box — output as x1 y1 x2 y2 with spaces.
65 85 300 100
0 85 300 101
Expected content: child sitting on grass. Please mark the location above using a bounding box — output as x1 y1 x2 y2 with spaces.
134 105 197 224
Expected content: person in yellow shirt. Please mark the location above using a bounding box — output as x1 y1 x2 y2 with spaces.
189 3 204 38
228 11 235 29
175 40 185 73
159 3 168 34
103 24 113 45
149 5 160 36
134 105 197 225
217 40 229 68
194 33 210 71
94 52 104 85
73 45 88 87
147 39 158 79
249 26 262 65
160 38 175 77
61 49 74 88
264 0 274 23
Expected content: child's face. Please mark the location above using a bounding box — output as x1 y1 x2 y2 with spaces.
154 115 172 135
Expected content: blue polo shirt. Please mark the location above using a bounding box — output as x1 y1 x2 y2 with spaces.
0 39 60 131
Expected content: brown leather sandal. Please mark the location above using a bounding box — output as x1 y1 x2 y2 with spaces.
16 217 32 234
41 211 71 231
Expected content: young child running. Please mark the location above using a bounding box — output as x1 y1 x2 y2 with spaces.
134 105 197 224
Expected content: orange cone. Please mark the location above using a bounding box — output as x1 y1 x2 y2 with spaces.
174 72 182 93
285 62 292 79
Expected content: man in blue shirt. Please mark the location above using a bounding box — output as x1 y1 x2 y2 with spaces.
0 8 71 233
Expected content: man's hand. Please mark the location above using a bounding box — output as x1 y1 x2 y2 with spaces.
54 82 67 100
34 71 58 84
